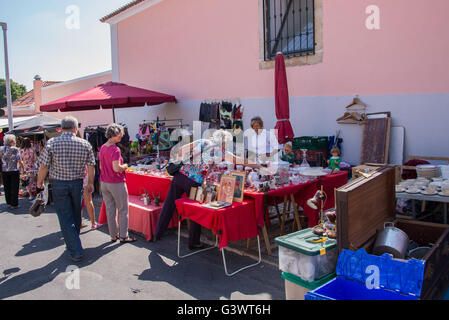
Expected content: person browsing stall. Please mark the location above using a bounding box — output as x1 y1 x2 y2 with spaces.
19 138 37 200
0 134 24 209
99 123 136 244
154 129 260 249
37 116 95 262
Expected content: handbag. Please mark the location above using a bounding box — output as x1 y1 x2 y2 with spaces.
166 161 183 176
29 192 45 217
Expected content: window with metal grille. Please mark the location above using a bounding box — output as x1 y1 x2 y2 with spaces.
263 0 315 61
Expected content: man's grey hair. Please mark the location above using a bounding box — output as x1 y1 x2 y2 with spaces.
61 116 79 130
106 123 124 139
4 134 16 147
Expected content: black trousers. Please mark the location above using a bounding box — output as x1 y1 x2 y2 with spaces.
2 171 20 207
154 172 202 246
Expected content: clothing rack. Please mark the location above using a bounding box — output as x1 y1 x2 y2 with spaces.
201 98 241 105
139 119 188 130
140 118 184 125
85 124 109 130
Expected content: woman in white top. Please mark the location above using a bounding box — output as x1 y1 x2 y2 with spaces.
246 116 280 165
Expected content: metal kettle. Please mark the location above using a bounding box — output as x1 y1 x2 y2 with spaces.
373 222 409 259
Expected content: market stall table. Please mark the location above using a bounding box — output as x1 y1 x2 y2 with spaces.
175 198 261 276
396 191 449 224
98 171 176 238
243 171 348 254
244 181 317 255
99 194 178 241
124 171 172 200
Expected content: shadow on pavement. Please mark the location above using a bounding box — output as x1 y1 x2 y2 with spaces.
0 241 121 299
15 231 66 257
135 242 284 300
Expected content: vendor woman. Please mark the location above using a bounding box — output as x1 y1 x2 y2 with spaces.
247 116 280 164
154 129 259 249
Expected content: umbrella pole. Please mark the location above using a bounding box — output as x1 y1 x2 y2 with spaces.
112 107 116 123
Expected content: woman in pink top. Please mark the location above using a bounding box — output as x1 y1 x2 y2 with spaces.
99 124 136 243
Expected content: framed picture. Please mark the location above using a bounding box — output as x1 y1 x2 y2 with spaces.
195 187 204 203
189 187 197 200
205 192 213 204
230 171 245 203
217 175 236 204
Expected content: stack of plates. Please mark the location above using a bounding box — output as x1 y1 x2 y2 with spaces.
416 165 441 179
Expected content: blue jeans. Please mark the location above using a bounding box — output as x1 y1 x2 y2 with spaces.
51 179 84 258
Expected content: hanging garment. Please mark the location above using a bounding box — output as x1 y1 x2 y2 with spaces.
209 120 220 129
220 102 233 119
199 102 211 122
210 103 220 121
219 101 233 129
233 104 243 120
220 117 233 129
138 123 151 137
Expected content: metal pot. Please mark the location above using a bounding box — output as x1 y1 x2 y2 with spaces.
373 222 410 259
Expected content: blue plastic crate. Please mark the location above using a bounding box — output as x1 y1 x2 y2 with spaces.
305 249 425 300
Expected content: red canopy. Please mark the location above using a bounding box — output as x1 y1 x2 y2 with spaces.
274 53 294 144
40 81 177 112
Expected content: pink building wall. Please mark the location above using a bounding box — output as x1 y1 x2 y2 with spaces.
41 71 114 134
116 0 449 100
106 0 449 164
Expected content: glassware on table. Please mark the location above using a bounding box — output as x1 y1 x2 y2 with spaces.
300 149 310 167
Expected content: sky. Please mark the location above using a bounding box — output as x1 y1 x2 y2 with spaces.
0 0 131 91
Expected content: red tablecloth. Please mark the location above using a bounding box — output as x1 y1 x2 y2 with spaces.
243 171 348 228
98 172 173 224
175 198 259 249
99 195 178 241
125 171 172 201
244 181 317 227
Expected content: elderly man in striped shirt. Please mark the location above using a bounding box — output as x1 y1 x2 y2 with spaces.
37 116 96 262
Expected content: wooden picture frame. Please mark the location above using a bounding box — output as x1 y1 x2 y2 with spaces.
217 175 236 204
205 191 213 204
230 171 245 203
189 187 198 201
195 187 204 203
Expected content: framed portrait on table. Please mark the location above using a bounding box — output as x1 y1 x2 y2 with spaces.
217 175 236 204
195 187 204 203
189 187 197 201
205 192 213 204
230 171 245 203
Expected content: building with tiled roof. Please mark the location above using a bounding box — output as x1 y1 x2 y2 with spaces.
100 0 148 23
2 75 61 117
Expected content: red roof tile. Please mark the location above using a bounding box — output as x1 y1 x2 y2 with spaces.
11 81 61 108
100 0 147 23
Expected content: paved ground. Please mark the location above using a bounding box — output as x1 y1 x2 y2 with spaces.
0 190 285 300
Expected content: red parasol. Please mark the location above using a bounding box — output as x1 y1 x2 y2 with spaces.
274 52 294 144
40 82 177 121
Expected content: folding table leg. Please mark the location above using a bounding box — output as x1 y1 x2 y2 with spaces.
290 194 302 231
221 236 261 277
177 220 217 258
272 197 282 224
280 195 288 235
261 225 272 255
445 203 448 225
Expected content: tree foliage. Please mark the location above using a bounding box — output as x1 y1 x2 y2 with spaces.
0 79 28 109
